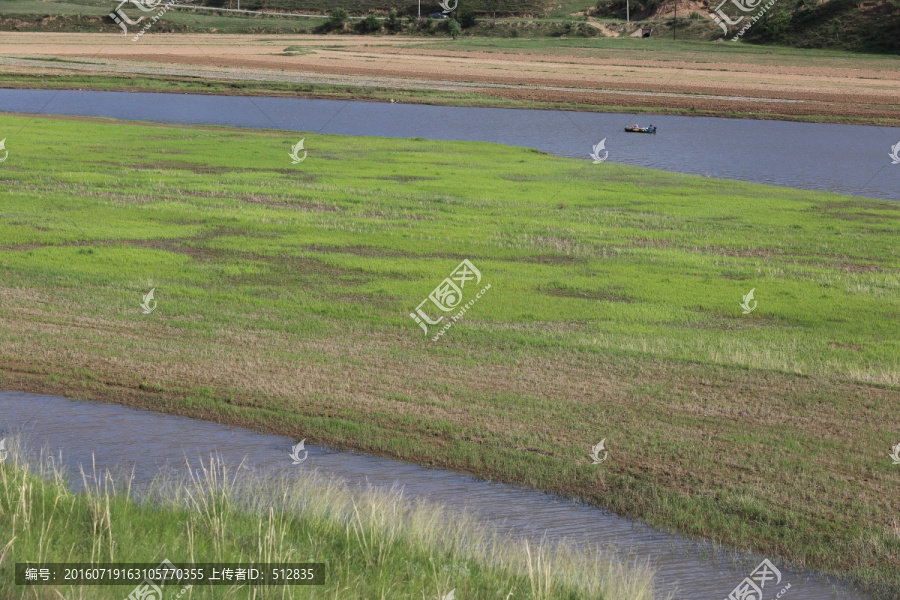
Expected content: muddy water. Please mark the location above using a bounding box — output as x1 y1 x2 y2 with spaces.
0 391 871 600
0 89 898 201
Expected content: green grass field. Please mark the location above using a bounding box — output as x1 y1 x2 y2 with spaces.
0 113 898 597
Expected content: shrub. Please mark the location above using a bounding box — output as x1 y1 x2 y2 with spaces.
764 10 792 39
385 10 402 32
357 13 382 32
448 18 462 38
319 8 347 32
829 16 841 34
459 10 477 28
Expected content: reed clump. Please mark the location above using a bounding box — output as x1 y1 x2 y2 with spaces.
0 443 661 600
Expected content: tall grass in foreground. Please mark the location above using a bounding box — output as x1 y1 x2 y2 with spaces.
0 443 661 600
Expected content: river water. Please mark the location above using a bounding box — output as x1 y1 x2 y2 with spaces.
0 89 898 201
0 391 871 600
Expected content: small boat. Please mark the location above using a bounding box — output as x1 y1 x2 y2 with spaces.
625 125 657 134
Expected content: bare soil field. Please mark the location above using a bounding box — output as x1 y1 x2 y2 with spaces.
2 32 900 123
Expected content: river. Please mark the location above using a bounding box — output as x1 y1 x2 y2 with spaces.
0 88 898 201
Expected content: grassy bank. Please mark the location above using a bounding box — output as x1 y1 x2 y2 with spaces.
0 114 898 596
0 449 656 599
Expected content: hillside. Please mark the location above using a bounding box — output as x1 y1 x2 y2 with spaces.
0 0 896 53
595 0 900 53
200 0 898 53
739 0 900 54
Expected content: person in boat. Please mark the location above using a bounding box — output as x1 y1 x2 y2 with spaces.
634 123 640 130
649 124 655 133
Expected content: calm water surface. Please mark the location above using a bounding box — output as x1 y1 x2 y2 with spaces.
0 391 872 600
0 89 898 201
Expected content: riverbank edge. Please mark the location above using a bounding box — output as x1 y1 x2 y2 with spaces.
2 73 898 128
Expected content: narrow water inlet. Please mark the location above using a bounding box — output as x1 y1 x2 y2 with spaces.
0 391 870 600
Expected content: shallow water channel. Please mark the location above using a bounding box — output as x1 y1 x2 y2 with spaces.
0 390 872 600
0 89 898 201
